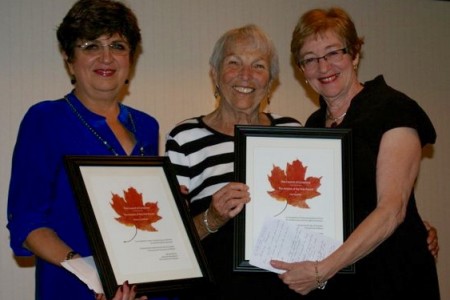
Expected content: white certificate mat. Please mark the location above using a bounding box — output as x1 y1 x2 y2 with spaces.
80 165 201 283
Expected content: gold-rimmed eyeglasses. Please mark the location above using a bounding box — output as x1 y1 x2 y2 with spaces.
75 40 130 56
298 48 348 72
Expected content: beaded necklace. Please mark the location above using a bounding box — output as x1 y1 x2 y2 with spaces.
65 96 143 156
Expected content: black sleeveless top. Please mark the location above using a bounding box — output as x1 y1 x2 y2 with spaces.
305 75 439 299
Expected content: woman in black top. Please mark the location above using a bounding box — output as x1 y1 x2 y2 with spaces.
271 7 440 300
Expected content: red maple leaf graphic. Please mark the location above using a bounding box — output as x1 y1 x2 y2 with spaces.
267 159 321 208
110 187 162 233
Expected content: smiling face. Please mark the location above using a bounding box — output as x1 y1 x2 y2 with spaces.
212 37 272 114
65 33 131 102
300 30 360 103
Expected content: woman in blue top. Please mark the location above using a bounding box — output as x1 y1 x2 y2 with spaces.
7 1 158 299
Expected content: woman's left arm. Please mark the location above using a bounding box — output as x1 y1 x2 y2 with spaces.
272 127 422 294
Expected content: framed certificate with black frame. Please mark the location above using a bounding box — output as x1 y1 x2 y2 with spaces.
233 125 354 273
65 156 213 299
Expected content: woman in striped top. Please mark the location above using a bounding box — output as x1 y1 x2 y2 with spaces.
165 25 302 299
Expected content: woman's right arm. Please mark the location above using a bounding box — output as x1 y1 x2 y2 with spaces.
165 129 249 239
24 227 77 265
7 107 67 261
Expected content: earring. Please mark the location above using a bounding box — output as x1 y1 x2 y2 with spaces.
125 79 129 85
305 79 309 85
70 76 76 85
214 86 220 98
265 94 271 113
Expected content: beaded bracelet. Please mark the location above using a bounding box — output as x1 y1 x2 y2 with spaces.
314 260 327 290
203 209 218 233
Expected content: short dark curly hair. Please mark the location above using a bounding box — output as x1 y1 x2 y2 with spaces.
57 0 141 63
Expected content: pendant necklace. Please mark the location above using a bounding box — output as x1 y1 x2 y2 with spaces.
65 96 143 156
326 110 347 128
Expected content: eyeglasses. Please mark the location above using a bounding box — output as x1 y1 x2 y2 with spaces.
298 48 348 71
76 40 130 56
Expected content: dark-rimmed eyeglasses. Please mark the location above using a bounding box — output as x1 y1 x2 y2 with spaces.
298 48 348 71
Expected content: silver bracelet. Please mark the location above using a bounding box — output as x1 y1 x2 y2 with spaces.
314 260 327 290
203 209 218 233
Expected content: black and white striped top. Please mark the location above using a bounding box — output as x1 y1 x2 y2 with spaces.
165 113 301 212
